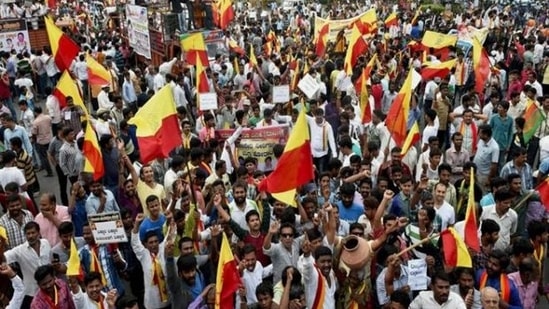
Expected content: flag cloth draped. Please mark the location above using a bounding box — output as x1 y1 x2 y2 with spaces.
421 31 457 49
400 122 420 155
181 33 209 66
44 16 80 72
356 8 377 34
258 108 314 206
523 99 545 144
67 238 84 280
315 23 330 57
86 54 112 86
53 71 85 109
229 39 245 55
464 167 480 252
127 85 182 163
421 59 457 80
218 0 234 29
537 177 549 210
384 12 398 28
83 120 104 181
472 36 491 95
344 24 368 74
385 69 414 147
215 233 240 309
249 44 258 67
441 228 473 267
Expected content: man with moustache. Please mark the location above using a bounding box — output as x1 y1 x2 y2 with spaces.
4 222 51 308
68 272 118 308
31 264 76 309
0 193 34 249
409 271 467 309
117 179 143 220
450 267 481 309
475 250 522 309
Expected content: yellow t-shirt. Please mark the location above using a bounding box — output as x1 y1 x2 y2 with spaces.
136 180 166 217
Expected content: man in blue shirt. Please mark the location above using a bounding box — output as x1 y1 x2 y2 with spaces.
335 183 363 224
2 114 32 157
489 101 513 170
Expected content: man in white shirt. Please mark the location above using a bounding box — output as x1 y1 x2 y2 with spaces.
433 182 455 231
69 272 117 309
3 221 51 301
479 188 517 251
45 86 61 133
72 54 89 99
153 67 165 93
167 74 187 108
410 271 467 309
307 108 337 172
158 57 177 78
98 85 114 110
240 244 273 304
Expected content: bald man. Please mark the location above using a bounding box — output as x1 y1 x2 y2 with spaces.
480 287 499 309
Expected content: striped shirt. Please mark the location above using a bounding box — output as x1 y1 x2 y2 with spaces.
403 224 439 260
0 209 34 249
59 141 80 177
15 150 37 187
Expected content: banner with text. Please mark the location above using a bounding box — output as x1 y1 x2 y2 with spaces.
314 10 370 42
88 212 128 244
125 5 151 59
0 20 29 54
216 125 289 172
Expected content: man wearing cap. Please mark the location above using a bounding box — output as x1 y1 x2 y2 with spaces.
98 84 114 110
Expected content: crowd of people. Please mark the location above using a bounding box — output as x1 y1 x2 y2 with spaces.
0 0 548 308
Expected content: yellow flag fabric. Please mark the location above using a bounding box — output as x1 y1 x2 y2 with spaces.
66 238 81 276
249 45 258 67
421 31 457 49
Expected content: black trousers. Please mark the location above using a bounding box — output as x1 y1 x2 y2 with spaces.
55 165 69 206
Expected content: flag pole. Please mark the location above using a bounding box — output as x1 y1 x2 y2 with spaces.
397 233 440 257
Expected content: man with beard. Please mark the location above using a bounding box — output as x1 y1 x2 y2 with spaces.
409 271 466 308
117 179 143 220
132 213 171 309
165 239 200 305
30 264 76 309
473 219 500 272
475 250 522 309
51 222 85 280
228 180 259 231
68 272 118 308
0 193 34 249
4 221 51 308
302 245 337 309
215 192 271 266
450 267 481 309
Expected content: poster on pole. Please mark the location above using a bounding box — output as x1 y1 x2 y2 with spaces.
0 20 30 54
199 92 218 111
272 85 290 103
88 212 128 244
125 5 151 59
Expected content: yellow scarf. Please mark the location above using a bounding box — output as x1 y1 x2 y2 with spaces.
151 253 169 302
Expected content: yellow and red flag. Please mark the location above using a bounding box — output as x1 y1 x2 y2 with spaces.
215 233 241 309
355 8 378 34
472 36 491 95
196 57 210 94
421 58 457 80
464 167 480 252
355 54 377 92
258 108 314 206
344 24 368 75
385 68 413 147
181 33 209 66
229 39 245 55
400 122 420 156
249 44 258 67
523 99 546 143
127 85 182 163
315 23 330 57
67 238 85 281
45 16 80 72
85 54 112 86
53 71 85 109
384 12 398 28
218 0 234 30
537 177 549 210
441 228 472 267
83 119 104 181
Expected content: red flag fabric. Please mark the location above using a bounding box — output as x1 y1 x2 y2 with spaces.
215 233 240 309
45 17 80 73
